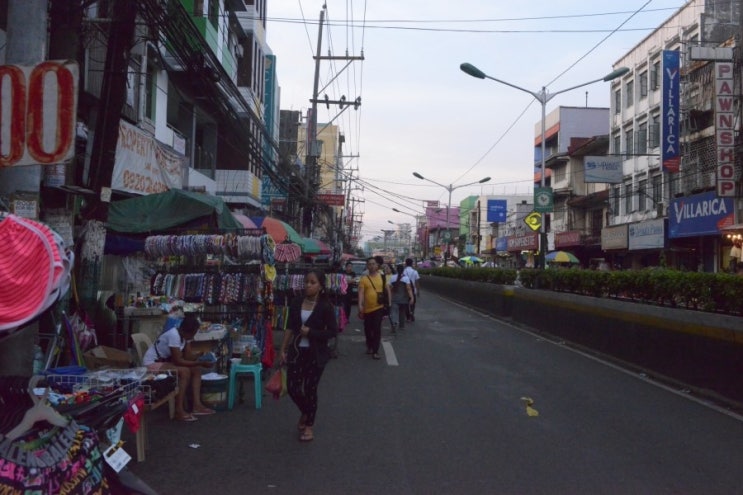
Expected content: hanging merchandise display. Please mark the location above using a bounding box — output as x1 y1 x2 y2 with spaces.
0 214 74 334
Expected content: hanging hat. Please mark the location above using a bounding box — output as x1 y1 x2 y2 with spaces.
0 215 55 332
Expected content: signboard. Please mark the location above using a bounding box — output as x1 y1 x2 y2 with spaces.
534 187 553 213
0 61 78 167
584 156 623 183
111 120 184 194
668 191 734 238
555 230 581 248
715 62 735 197
601 224 628 250
628 219 666 250
507 233 539 252
261 176 287 208
524 211 541 231
661 50 680 173
495 237 507 252
486 199 507 223
316 193 345 207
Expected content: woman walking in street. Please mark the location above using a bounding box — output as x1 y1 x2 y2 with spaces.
280 270 338 442
357 257 389 359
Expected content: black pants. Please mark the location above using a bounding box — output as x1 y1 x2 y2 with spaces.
407 294 416 320
363 308 384 353
287 348 326 427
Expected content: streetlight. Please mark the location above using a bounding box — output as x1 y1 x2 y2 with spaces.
412 172 491 261
459 62 628 269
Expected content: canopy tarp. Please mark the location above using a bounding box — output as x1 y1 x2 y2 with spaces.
107 189 242 233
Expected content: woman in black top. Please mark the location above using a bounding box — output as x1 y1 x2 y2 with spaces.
280 269 338 442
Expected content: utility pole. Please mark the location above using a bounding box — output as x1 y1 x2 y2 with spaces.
305 6 364 237
88 0 138 216
0 0 49 377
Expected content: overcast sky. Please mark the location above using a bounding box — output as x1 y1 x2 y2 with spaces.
265 0 689 243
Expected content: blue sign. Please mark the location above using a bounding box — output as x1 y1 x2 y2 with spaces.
668 191 734 238
486 200 507 223
495 237 507 252
661 50 680 173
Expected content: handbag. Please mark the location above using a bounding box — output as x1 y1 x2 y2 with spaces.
265 366 287 399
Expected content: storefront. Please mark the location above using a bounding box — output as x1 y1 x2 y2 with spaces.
601 224 628 269
627 218 666 268
668 191 735 273
506 232 538 268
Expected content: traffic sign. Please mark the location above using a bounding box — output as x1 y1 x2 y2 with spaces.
524 211 542 231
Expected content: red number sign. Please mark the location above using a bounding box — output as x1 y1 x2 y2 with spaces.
0 61 78 167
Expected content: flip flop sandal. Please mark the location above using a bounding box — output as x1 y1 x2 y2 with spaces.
299 431 314 442
176 414 198 422
193 409 216 416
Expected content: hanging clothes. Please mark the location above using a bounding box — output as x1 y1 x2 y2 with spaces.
0 420 111 494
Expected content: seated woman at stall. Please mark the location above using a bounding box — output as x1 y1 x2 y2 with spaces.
142 313 216 422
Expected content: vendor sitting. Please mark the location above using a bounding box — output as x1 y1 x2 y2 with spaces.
142 313 216 422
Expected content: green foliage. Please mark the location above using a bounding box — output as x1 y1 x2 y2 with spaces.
422 266 743 316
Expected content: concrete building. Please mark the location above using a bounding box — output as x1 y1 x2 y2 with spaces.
610 0 741 271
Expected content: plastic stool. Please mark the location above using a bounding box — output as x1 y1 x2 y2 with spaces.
228 361 262 410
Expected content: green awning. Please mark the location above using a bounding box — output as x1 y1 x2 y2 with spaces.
107 189 242 233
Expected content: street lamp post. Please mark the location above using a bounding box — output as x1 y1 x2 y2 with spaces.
412 173 491 261
459 62 628 269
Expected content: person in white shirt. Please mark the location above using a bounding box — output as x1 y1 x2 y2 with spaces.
403 258 420 322
143 314 216 422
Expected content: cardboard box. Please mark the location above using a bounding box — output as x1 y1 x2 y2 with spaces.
84 345 133 369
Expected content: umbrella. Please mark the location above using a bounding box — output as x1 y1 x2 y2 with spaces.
250 217 304 245
300 237 331 255
459 256 484 264
231 213 258 229
545 251 580 264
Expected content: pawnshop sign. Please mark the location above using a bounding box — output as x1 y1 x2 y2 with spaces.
0 61 79 167
715 62 735 197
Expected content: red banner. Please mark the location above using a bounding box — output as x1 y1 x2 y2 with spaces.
316 193 345 206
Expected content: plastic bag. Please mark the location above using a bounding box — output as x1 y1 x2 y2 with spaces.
265 367 287 399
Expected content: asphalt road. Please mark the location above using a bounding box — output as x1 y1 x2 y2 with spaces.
127 291 743 495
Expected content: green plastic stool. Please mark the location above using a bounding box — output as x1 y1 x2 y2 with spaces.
228 361 262 410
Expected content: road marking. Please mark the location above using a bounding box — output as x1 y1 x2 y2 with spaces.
430 292 743 423
381 341 398 366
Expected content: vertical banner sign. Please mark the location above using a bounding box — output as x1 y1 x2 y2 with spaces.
0 61 79 167
661 50 680 173
715 62 735 197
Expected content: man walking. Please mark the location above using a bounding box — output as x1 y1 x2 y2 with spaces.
357 257 387 360
403 258 420 322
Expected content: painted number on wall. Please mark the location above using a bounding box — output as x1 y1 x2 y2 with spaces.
0 61 79 167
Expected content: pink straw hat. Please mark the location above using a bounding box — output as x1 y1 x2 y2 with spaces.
0 215 54 332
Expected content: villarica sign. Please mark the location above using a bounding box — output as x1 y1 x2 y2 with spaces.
661 50 680 174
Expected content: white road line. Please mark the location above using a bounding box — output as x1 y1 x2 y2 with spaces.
382 341 398 366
